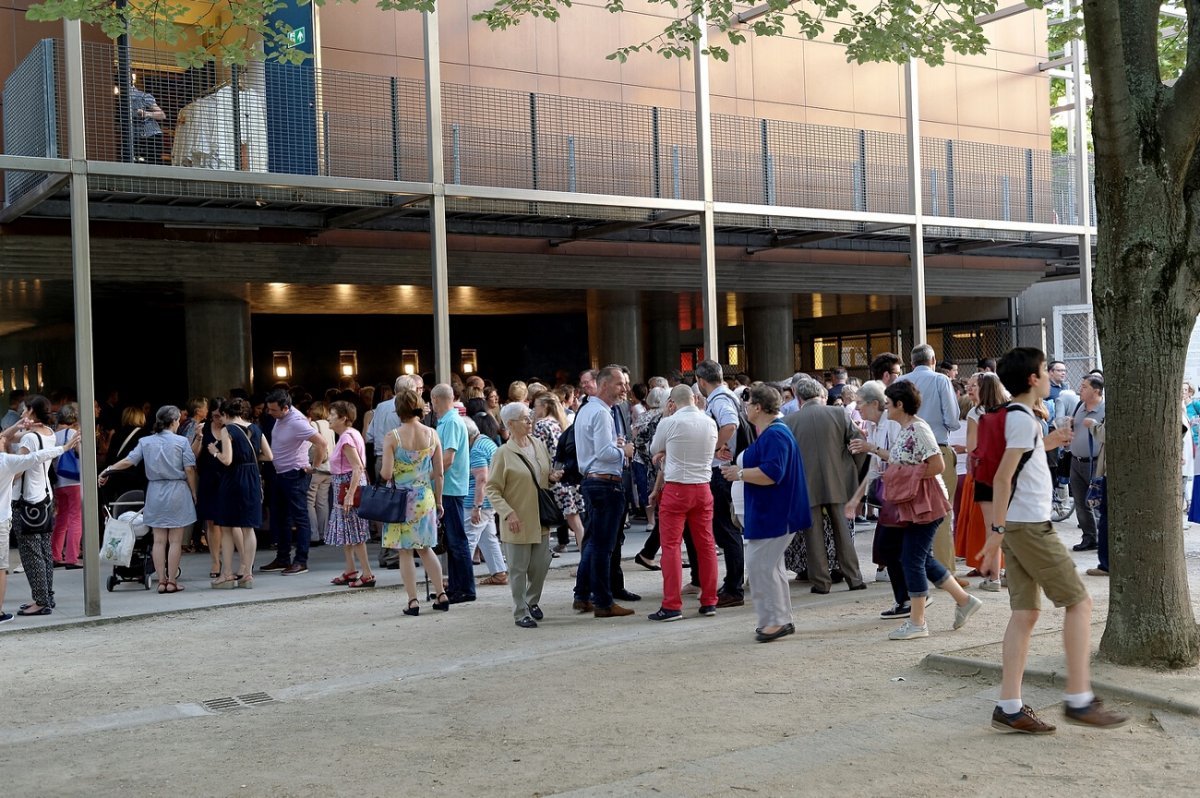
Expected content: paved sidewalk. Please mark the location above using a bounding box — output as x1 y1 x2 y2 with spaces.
0 523 654 632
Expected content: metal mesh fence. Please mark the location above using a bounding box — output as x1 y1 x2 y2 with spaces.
1053 305 1101 386
2 40 61 203
4 38 1098 226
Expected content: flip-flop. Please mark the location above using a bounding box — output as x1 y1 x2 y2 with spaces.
17 606 51 616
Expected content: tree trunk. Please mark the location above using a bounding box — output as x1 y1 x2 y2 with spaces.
1093 164 1200 669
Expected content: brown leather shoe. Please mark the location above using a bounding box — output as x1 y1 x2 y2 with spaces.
715 593 745 608
991 705 1056 735
594 603 635 618
1064 699 1129 729
572 599 594 613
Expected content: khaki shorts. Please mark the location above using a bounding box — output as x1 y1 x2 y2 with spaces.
1001 520 1088 611
0 518 9 570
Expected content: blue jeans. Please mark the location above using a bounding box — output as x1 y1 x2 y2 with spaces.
1096 485 1109 571
271 469 312 565
442 495 475 599
575 478 626 609
900 518 949 598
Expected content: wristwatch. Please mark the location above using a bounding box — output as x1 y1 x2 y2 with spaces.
990 524 1006 535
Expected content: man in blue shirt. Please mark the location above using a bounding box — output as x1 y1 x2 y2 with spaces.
572 365 637 617
433 383 475 603
896 343 961 575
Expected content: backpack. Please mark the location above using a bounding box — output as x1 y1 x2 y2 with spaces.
56 429 81 481
554 421 582 485
971 403 1035 488
708 390 758 457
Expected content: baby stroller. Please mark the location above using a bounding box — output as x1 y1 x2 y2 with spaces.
104 490 154 591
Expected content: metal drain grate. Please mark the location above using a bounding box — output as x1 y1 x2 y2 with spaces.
202 692 277 713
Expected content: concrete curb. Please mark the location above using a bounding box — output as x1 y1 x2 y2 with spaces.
922 652 1200 716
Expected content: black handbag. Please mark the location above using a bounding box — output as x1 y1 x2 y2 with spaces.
17 433 54 534
357 483 412 524
515 448 564 528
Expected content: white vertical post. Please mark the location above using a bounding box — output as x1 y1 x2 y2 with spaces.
1069 0 1092 304
424 10 451 383
904 58 927 347
64 20 101 616
693 13 719 360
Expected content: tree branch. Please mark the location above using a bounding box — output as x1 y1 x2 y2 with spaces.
1081 0 1140 165
1162 0 1200 185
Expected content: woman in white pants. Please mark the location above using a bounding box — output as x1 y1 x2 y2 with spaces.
464 416 508 584
721 384 813 643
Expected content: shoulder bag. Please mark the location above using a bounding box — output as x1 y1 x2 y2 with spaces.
515 448 564 528
358 483 411 523
16 434 54 534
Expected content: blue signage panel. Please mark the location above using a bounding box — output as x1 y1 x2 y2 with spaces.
263 1 318 175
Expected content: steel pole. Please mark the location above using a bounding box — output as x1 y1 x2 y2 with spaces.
693 12 719 360
904 58 927 347
424 9 451 384
1069 0 1092 304
65 20 101 616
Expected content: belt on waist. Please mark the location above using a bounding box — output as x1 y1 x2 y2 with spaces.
1074 456 1094 463
584 472 622 482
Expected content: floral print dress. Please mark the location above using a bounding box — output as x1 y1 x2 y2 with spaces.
533 417 585 516
382 430 439 550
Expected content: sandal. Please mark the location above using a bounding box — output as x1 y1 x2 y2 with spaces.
165 581 185 593
158 580 169 594
211 576 239 589
349 575 377 588
236 574 254 589
478 573 508 586
403 598 420 616
209 571 221 580
432 592 450 612
331 570 359 586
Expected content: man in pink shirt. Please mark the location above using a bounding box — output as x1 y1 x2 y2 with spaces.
260 390 329 575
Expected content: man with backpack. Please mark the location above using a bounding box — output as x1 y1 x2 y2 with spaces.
695 359 750 608
978 347 1127 734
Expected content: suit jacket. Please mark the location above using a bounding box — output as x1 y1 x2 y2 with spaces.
783 401 862 505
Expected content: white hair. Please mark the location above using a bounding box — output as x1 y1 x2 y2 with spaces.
430 383 454 401
499 402 528 428
646 386 670 409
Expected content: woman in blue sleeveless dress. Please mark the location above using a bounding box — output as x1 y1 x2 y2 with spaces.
210 398 273 588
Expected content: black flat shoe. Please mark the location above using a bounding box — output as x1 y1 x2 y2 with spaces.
848 583 868 591
634 554 661 571
515 616 538 628
529 604 544 621
613 590 641 602
810 586 830 595
755 624 794 643
17 606 52 616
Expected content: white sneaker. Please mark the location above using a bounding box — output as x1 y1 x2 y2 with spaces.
889 620 929 640
875 568 890 583
681 583 700 596
978 578 1001 592
953 594 984 630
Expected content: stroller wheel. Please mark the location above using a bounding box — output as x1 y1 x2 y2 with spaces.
106 575 118 592
142 574 152 590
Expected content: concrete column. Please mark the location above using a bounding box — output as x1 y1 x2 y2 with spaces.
185 299 252 397
742 292 794 380
587 289 644 380
646 292 680 379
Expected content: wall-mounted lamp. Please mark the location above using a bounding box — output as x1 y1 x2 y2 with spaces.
0 368 5 392
726 344 743 369
460 348 477 375
272 351 293 381
401 349 419 376
36 362 43 390
339 350 358 378
22 365 30 391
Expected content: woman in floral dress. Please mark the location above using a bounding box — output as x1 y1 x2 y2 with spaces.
532 393 585 552
326 400 375 588
381 388 448 616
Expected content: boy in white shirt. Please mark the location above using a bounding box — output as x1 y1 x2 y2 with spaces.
980 348 1127 734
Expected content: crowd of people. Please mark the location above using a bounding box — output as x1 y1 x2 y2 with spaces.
1 343 1134 732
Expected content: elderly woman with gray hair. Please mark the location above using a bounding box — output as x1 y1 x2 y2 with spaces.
51 402 84 568
844 380 912 617
632 385 671 570
486 401 558 628
100 405 198 594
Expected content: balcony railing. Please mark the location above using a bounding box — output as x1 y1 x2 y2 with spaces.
3 39 1094 227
